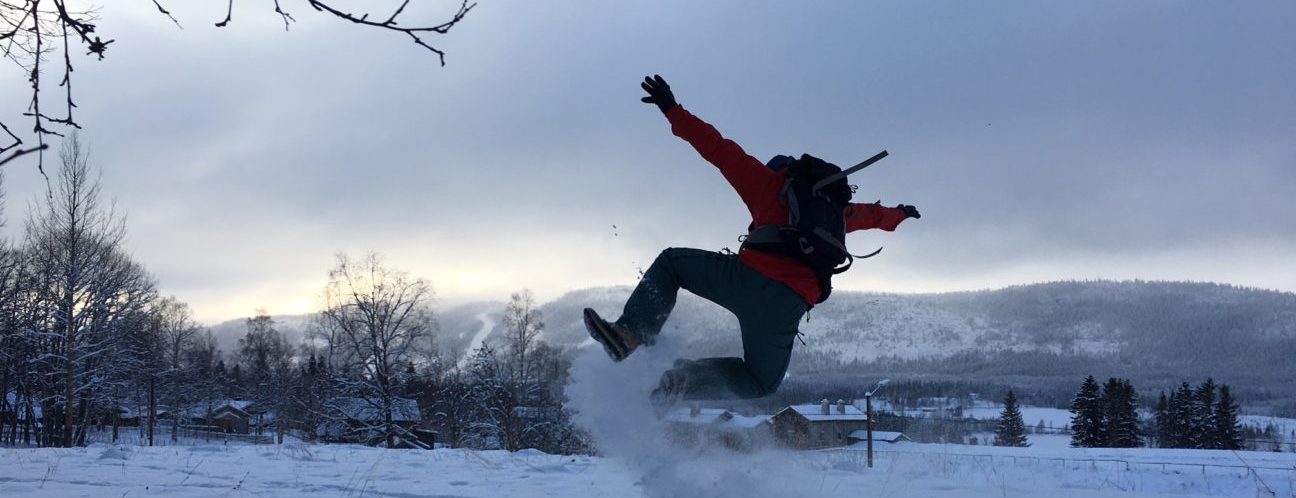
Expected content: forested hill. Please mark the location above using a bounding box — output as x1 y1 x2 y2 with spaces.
530 280 1296 412
210 280 1296 413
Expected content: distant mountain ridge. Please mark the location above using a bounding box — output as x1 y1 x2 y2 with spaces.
208 280 1296 413
524 280 1296 412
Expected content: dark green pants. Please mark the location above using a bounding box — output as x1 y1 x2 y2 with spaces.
615 248 808 399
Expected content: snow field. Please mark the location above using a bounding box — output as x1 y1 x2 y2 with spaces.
3 434 1296 497
0 443 633 497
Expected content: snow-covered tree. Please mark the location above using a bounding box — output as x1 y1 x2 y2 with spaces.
22 135 156 446
502 289 544 386
1069 375 1105 448
1213 384 1243 450
1194 378 1218 449
1169 383 1197 448
1103 378 1141 448
319 252 436 448
237 312 295 442
993 389 1029 447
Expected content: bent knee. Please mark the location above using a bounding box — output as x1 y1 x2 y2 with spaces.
756 375 784 397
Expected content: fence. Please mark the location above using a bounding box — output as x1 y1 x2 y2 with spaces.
76 424 274 446
818 447 1295 493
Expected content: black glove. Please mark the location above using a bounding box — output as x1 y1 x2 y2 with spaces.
640 74 677 113
899 204 921 219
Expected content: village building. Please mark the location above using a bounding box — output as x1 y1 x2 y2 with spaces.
663 406 773 451
207 400 253 434
847 430 912 445
771 399 871 449
317 397 427 448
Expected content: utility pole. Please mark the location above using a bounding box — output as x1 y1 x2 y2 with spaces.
866 378 890 468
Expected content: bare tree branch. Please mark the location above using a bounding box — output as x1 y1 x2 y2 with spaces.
0 143 47 168
214 0 232 28
2 0 475 172
306 0 475 66
150 0 181 29
272 0 296 31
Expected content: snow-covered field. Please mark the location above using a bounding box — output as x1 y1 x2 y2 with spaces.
6 347 1295 498
3 439 1295 498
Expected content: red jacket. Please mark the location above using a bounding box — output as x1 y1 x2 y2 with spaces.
666 106 910 305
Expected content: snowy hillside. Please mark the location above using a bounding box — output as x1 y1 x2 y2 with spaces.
534 280 1296 411
3 440 1293 497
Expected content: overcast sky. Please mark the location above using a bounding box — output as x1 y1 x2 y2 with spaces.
2 1 1293 324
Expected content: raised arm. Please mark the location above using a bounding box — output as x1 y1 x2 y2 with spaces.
845 202 920 232
641 75 780 213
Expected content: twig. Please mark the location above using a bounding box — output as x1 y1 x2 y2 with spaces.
272 0 295 31
215 0 232 27
307 0 475 66
150 0 181 29
0 143 48 167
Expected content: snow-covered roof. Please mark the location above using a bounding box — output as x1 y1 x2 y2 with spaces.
328 397 421 422
664 407 732 425
724 414 772 430
778 402 869 422
848 430 910 443
218 399 254 411
664 408 772 432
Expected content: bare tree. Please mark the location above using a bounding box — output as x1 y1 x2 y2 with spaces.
237 310 294 441
0 0 476 170
319 252 435 448
21 133 156 446
501 289 543 386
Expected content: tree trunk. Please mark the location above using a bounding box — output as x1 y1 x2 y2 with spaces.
147 375 156 447
0 370 8 445
74 392 90 446
63 345 75 448
385 397 395 449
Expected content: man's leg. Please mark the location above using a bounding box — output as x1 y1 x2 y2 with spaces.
615 248 761 341
616 247 807 399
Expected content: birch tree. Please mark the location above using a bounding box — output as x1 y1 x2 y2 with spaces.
501 289 543 386
22 134 155 447
319 252 435 448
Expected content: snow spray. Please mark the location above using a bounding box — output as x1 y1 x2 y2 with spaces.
566 336 869 498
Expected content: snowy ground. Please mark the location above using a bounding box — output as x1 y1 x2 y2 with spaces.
3 439 1295 497
6 346 1295 498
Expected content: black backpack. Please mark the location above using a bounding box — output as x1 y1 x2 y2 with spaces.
741 151 888 303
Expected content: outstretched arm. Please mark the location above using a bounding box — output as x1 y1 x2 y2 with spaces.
641 75 780 212
845 202 919 232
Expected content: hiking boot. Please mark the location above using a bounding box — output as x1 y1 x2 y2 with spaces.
650 367 689 418
583 308 641 362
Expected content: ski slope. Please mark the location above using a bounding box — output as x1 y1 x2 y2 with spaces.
1 440 1293 497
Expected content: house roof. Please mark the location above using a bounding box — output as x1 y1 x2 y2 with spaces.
664 408 733 425
328 397 421 422
848 430 910 443
664 408 773 432
778 402 869 422
724 414 773 430
216 399 254 412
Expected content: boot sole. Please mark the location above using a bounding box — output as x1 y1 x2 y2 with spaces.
584 308 629 362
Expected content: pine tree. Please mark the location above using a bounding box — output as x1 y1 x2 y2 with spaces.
994 389 1030 447
1214 384 1243 450
1069 375 1106 447
1104 378 1142 448
1195 378 1218 449
1154 391 1171 448
1169 383 1196 448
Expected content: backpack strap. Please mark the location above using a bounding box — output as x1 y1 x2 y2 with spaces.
811 226 883 265
811 150 889 193
743 224 784 246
